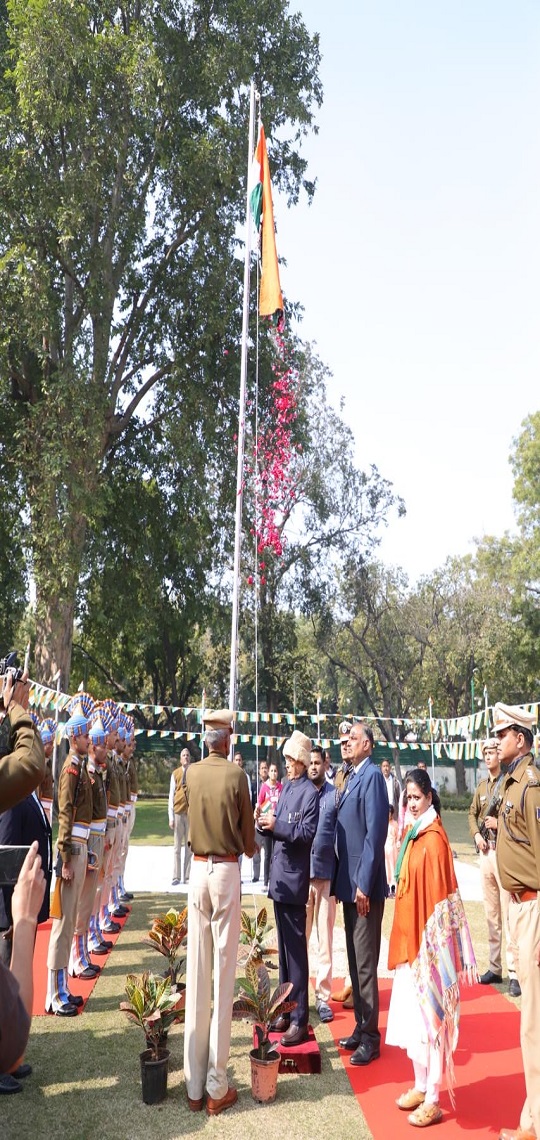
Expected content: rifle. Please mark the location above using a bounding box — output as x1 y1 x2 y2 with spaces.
479 775 504 844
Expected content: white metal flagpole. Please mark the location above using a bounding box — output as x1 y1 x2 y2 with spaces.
229 81 257 717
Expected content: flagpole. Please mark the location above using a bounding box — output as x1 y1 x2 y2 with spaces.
229 80 257 720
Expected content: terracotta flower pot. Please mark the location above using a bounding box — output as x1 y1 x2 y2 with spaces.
249 1047 280 1103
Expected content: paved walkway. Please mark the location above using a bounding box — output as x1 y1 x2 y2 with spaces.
125 845 483 901
125 846 483 981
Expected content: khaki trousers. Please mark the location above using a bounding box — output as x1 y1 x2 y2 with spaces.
508 897 540 1137
306 877 337 1002
173 812 191 881
75 833 105 934
479 847 516 977
47 845 87 969
184 859 241 1100
100 823 118 913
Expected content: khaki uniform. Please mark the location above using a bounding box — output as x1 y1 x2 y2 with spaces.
497 753 540 1138
75 764 107 937
468 773 516 978
98 752 121 925
39 758 54 824
116 759 131 884
0 703 46 812
47 753 92 970
184 753 255 1101
170 765 191 882
126 755 138 838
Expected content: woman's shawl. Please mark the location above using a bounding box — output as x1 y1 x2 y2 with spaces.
389 812 478 1102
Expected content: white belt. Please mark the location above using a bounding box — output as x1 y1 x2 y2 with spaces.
107 807 118 818
72 824 90 841
90 821 107 834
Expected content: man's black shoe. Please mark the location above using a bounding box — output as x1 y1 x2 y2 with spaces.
479 970 503 985
12 1064 32 1079
350 1042 380 1066
0 1074 22 1093
91 944 108 956
508 978 521 997
338 1034 362 1051
77 966 100 980
67 994 84 1007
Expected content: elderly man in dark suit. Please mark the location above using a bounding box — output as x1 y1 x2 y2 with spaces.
332 721 388 1066
258 730 319 1046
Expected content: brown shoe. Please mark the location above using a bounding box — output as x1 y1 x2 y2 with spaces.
396 1088 426 1111
499 1130 537 1140
206 1086 238 1116
281 1023 309 1046
408 1103 443 1127
187 1095 204 1112
331 984 352 1003
343 993 354 1009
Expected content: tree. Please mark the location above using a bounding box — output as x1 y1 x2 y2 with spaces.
0 0 322 685
237 340 404 714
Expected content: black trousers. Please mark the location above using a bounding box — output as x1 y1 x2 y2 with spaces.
273 900 309 1027
343 898 384 1046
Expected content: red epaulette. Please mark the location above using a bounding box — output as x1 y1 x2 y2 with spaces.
66 765 79 777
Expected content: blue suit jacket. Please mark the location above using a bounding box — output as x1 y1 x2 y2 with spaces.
0 793 52 927
331 758 388 903
310 780 338 880
268 773 319 906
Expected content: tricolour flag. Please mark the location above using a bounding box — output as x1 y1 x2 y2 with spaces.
248 123 284 321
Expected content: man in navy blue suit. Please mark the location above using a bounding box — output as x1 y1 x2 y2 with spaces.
306 747 338 1024
258 730 319 1046
332 721 388 1066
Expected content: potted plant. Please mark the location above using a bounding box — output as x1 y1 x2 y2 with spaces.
238 905 278 970
120 972 183 1104
232 958 296 1103
145 906 188 990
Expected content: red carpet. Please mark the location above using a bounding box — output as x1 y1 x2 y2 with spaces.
328 979 524 1139
32 913 130 1017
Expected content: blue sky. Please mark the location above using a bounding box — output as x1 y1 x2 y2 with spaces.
274 1 540 580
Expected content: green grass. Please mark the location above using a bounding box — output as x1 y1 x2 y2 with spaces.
9 894 366 1140
7 811 514 1140
130 798 171 845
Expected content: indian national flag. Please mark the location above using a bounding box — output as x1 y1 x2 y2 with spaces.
248 124 284 321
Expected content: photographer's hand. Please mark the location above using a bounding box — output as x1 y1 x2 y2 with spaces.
11 841 45 1016
1 669 30 714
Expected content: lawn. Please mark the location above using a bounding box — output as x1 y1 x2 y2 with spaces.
8 810 515 1140
130 798 170 845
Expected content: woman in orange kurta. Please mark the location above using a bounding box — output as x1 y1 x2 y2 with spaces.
386 769 477 1129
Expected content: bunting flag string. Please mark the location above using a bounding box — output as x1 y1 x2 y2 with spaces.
27 680 539 748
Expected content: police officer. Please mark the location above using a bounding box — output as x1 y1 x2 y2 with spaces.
0 668 45 812
45 698 93 1015
258 730 320 1046
494 703 540 1140
183 709 255 1116
468 737 519 994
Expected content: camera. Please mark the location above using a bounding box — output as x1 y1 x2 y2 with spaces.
0 651 24 684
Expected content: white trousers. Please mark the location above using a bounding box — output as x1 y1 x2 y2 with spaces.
183 858 241 1100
